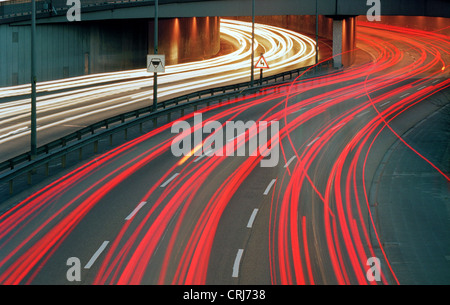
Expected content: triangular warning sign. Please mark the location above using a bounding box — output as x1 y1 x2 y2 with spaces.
255 55 269 69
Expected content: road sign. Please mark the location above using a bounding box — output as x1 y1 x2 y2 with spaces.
255 55 269 69
147 54 165 73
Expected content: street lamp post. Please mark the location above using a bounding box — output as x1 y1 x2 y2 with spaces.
250 0 255 87
153 0 158 112
315 0 319 71
31 0 37 157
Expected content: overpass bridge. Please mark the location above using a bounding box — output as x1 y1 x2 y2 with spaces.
1 0 449 86
1 0 449 23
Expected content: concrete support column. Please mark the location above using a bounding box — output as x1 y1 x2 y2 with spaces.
330 15 356 68
332 18 343 68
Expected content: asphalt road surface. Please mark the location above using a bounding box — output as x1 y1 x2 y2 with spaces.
0 21 449 285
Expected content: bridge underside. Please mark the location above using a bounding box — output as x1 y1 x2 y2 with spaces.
0 0 449 86
3 0 449 25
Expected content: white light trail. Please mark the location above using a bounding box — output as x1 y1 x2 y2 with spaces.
0 19 317 146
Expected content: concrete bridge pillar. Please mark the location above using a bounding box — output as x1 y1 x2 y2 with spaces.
330 15 356 68
332 18 344 68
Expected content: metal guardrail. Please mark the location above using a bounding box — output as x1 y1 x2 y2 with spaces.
0 60 334 195
0 0 195 22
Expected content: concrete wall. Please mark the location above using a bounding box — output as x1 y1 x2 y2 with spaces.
0 16 221 87
0 20 147 86
0 22 90 86
88 19 148 74
148 16 221 65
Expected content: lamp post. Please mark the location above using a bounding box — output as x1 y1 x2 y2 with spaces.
315 0 319 71
250 0 255 86
31 0 37 157
153 0 158 112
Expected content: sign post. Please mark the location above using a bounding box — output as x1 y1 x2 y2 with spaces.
250 0 255 87
315 0 319 72
147 54 165 111
254 54 269 86
31 0 37 158
153 0 159 112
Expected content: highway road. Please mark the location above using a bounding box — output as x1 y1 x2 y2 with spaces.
0 18 325 163
0 21 449 285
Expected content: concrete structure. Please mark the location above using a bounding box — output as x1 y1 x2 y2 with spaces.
0 16 220 86
0 0 448 86
2 0 449 23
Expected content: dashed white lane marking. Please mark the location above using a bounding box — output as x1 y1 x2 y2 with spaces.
247 209 259 228
292 107 308 114
357 110 370 118
332 122 345 130
84 241 109 269
400 93 410 99
194 149 215 163
125 201 147 221
160 173 179 188
284 156 297 168
263 179 276 195
306 137 320 147
232 249 244 278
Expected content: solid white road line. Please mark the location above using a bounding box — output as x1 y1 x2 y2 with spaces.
84 241 109 269
263 179 276 195
125 201 147 220
247 209 259 228
160 173 180 188
232 249 244 278
284 156 297 168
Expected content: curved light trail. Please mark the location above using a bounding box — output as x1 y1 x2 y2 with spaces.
0 19 317 160
0 21 448 285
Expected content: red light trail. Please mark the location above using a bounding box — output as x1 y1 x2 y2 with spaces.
0 21 448 285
